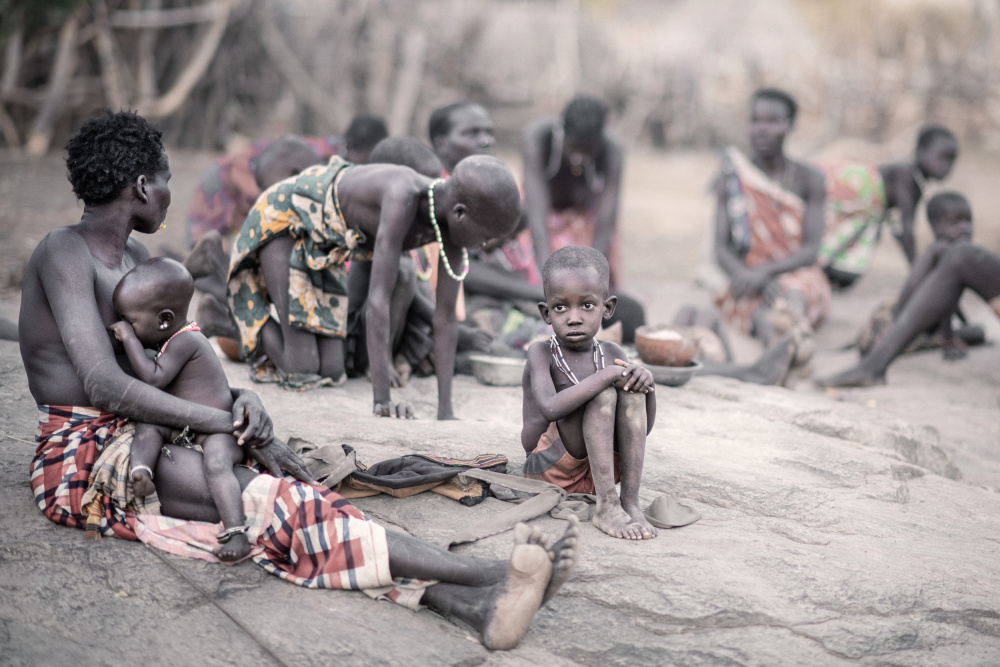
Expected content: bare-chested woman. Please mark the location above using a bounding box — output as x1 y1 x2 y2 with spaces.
20 110 579 650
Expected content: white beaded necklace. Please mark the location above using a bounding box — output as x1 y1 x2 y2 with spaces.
427 178 469 282
550 334 604 385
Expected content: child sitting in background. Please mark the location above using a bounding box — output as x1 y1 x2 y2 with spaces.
856 191 982 360
521 246 657 540
110 258 252 562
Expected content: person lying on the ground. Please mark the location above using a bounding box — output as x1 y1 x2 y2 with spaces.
714 87 830 348
819 125 959 289
818 240 1000 388
855 191 984 362
521 246 657 540
20 109 580 651
431 101 646 343
109 258 254 561
227 152 521 417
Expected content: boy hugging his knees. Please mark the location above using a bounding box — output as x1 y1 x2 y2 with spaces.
228 154 520 419
521 246 658 540
111 258 252 561
891 192 978 359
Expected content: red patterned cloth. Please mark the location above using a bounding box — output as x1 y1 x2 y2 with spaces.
545 209 621 288
715 148 831 335
30 405 430 608
30 405 138 539
523 422 619 495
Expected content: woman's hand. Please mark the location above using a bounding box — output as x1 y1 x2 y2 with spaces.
730 265 772 299
231 388 274 448
247 438 316 483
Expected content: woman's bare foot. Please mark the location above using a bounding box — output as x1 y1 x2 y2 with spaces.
739 335 796 385
481 524 553 650
592 500 645 540
185 230 226 279
537 514 581 605
196 294 239 339
217 533 251 562
816 364 886 388
131 469 156 498
622 501 658 540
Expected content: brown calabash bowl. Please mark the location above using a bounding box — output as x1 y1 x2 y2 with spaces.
216 336 242 362
635 325 699 367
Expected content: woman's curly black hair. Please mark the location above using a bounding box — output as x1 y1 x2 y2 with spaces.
65 110 165 206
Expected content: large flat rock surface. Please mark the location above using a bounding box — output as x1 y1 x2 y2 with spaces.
2 330 999 666
3 148 1000 665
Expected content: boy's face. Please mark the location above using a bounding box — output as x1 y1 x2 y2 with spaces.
917 137 958 181
932 203 973 243
435 105 495 171
749 97 791 158
538 267 615 350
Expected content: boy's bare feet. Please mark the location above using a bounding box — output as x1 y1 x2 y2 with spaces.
217 533 251 562
131 469 156 498
622 501 658 540
481 524 554 650
592 500 646 540
185 230 226 279
538 514 581 604
816 365 886 388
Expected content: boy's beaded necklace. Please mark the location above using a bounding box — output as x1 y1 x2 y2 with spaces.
549 334 605 385
427 178 469 282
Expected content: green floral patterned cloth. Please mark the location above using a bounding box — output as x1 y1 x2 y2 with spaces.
227 156 372 358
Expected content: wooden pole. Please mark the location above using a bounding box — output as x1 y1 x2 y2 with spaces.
26 8 83 156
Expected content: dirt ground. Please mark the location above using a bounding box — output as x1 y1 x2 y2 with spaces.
2 144 999 665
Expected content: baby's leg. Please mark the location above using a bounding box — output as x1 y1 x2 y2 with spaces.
257 233 321 375
131 423 170 498
615 390 656 539
559 388 644 540
202 433 251 562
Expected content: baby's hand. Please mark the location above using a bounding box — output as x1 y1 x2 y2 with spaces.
613 358 655 394
108 320 134 342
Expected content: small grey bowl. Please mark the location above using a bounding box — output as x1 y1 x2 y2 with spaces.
644 359 702 387
468 354 527 386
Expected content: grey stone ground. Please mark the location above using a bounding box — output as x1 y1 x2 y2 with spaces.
3 149 1000 666
2 297 1000 666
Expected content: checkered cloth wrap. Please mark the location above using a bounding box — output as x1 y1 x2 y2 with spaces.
30 406 431 609
30 405 141 540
